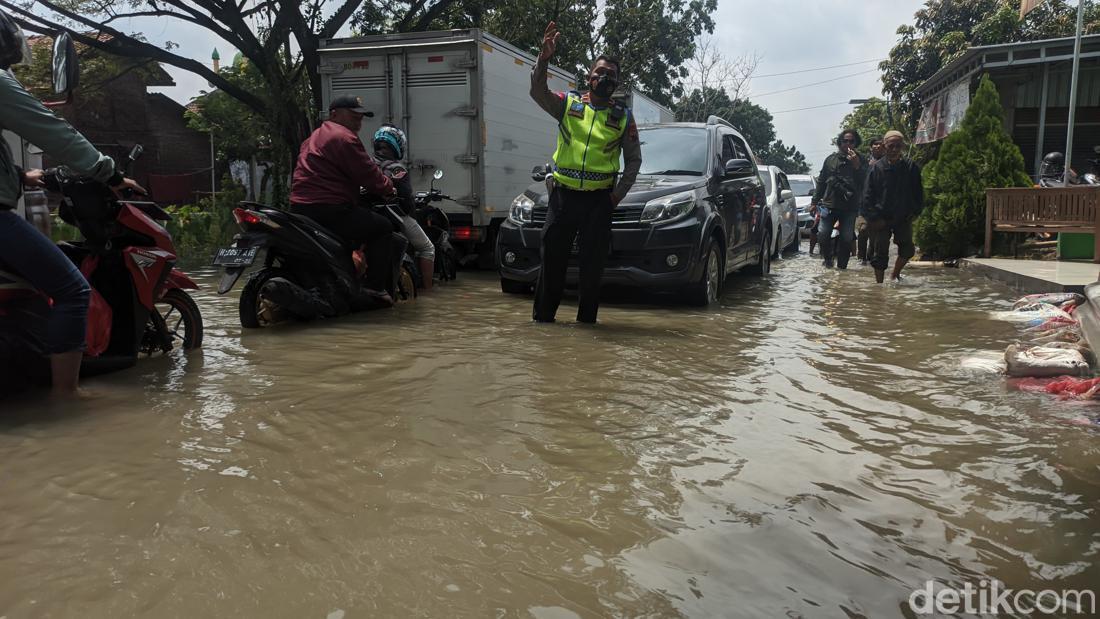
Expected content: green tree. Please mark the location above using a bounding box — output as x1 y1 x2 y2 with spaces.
354 0 717 105
881 0 1100 131
915 74 1032 258
2 0 459 165
758 140 808 174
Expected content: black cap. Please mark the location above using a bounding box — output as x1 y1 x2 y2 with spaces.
329 95 374 117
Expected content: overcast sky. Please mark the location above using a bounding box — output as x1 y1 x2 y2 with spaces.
147 0 929 165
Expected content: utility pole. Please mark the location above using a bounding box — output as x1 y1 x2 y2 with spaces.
1064 0 1086 185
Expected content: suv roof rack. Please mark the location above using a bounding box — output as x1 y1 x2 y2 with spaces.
706 115 734 128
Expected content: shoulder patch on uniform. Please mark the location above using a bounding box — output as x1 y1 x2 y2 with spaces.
568 99 586 118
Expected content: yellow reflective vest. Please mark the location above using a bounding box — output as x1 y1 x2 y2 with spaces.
552 94 629 191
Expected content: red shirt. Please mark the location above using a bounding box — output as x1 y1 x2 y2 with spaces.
290 121 393 206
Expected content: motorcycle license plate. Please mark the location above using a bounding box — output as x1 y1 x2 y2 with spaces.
213 246 258 267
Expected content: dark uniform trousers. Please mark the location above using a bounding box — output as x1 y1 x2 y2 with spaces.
533 186 614 323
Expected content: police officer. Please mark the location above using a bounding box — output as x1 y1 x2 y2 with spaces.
529 21 642 324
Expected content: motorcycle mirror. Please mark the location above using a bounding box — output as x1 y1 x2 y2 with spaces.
51 33 80 97
128 144 144 162
433 169 444 181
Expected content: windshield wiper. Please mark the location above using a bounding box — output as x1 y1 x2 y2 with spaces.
644 169 702 176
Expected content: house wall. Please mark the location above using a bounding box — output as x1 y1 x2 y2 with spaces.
990 60 1100 178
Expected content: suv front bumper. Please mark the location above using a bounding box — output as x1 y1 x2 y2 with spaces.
496 215 706 290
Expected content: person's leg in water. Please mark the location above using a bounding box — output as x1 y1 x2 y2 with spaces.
0 210 91 398
808 215 819 255
402 215 435 291
834 210 857 269
891 218 916 281
867 218 891 283
817 208 837 267
533 188 582 322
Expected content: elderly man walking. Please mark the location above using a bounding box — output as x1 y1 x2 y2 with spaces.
861 131 924 283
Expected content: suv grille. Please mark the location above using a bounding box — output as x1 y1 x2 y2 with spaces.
531 204 645 226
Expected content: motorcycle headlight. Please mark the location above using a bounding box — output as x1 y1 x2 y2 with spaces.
509 194 535 225
641 190 696 224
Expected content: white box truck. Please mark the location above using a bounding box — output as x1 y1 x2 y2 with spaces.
317 29 672 267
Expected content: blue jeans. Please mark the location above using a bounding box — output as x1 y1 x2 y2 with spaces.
816 207 858 268
0 210 89 353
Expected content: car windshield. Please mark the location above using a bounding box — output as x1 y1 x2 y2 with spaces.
790 179 815 196
633 127 708 176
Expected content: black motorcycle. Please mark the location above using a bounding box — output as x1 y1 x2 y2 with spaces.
414 169 458 282
214 201 409 328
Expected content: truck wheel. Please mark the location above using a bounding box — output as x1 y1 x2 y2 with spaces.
686 239 722 306
500 277 531 294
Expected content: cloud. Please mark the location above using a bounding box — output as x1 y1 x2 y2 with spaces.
710 0 925 164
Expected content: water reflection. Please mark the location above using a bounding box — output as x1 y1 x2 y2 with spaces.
0 257 1097 617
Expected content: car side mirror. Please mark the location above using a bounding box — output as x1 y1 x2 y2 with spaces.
780 189 794 202
724 158 754 178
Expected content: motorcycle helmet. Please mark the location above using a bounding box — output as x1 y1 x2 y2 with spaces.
1041 151 1065 177
0 9 31 70
373 124 408 161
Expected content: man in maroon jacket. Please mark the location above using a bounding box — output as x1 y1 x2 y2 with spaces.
290 95 396 298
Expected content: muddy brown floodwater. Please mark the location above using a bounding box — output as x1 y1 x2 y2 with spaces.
1 254 1098 617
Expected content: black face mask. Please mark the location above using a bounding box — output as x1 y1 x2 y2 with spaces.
591 74 617 98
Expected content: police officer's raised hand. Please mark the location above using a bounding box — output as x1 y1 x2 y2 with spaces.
539 22 560 63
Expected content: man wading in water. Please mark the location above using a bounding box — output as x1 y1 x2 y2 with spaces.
862 130 923 283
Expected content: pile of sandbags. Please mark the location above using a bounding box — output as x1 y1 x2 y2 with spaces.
1002 293 1097 386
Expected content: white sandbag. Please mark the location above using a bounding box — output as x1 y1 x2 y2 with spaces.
1012 293 1086 310
991 303 1073 323
1039 341 1098 367
1026 325 1083 345
1004 344 1091 378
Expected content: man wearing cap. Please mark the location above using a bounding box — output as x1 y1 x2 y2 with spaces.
290 95 396 300
861 130 923 283
529 21 642 324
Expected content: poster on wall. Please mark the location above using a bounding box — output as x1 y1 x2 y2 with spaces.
915 79 972 144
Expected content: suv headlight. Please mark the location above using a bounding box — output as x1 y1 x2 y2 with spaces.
509 194 534 225
641 190 696 224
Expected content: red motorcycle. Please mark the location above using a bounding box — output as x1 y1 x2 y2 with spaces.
0 148 203 389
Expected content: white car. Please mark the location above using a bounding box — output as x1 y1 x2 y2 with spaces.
788 174 817 237
760 165 800 256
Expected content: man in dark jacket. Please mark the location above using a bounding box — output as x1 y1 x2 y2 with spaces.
290 95 395 300
855 137 885 264
811 128 867 269
861 130 923 283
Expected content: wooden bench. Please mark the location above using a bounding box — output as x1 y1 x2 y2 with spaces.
985 187 1100 263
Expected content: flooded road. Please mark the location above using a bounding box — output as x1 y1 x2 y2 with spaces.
1 253 1098 617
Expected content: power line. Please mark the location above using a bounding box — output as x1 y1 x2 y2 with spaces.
772 101 852 114
750 58 884 79
753 68 880 98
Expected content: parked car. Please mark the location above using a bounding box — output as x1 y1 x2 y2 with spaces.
497 117 770 305
788 174 817 237
759 165 799 256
